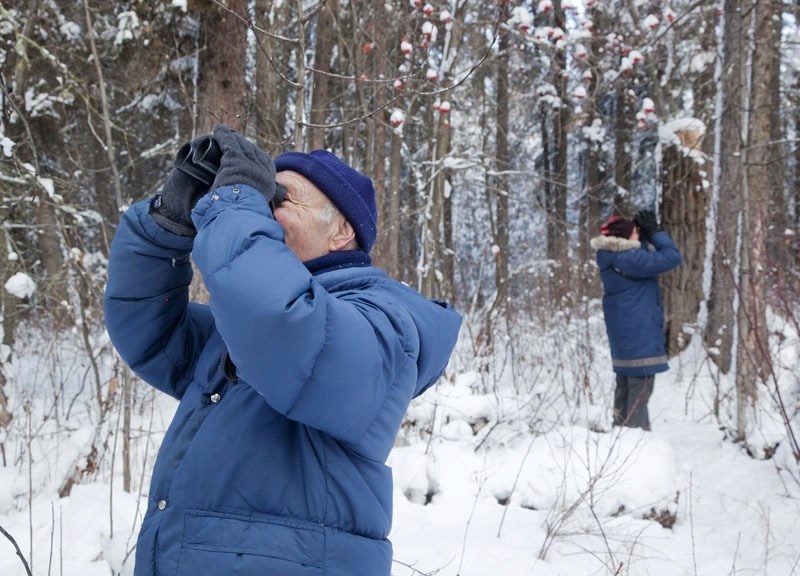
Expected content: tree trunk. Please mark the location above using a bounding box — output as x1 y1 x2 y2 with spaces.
365 0 390 270
253 0 292 151
419 113 446 299
706 0 744 375
384 129 403 279
11 2 70 325
436 115 454 302
193 0 249 133
660 143 705 355
309 0 336 150
35 196 68 322
794 0 800 247
0 219 14 445
734 0 778 440
577 54 601 270
493 16 511 314
765 4 787 265
613 87 634 210
548 0 569 300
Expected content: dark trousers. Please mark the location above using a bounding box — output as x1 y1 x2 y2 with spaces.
613 374 655 430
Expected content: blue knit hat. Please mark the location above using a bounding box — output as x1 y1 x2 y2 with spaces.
274 150 378 253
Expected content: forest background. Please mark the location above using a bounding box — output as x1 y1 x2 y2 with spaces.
0 0 799 575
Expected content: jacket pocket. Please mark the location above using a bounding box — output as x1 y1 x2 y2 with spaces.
177 511 324 576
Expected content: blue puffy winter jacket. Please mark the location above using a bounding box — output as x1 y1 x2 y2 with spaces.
104 185 462 576
590 230 682 375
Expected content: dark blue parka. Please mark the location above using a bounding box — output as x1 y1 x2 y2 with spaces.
590 231 682 376
104 185 462 576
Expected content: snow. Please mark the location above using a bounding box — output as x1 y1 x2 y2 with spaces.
658 117 706 161
509 7 533 31
114 12 140 46
662 117 706 135
582 117 606 144
1 136 14 157
4 272 36 299
0 310 798 576
390 109 406 127
59 21 82 41
0 13 14 36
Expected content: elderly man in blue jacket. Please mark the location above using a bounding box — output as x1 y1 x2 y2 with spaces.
590 211 682 431
104 125 462 576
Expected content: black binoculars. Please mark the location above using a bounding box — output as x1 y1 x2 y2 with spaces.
174 135 286 204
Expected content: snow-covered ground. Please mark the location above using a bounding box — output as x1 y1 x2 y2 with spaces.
1 309 798 576
390 360 800 576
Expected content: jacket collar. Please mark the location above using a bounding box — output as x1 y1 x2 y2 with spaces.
589 235 641 252
303 250 372 276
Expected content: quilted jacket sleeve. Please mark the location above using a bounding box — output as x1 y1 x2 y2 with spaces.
104 200 215 399
190 185 461 450
613 230 683 278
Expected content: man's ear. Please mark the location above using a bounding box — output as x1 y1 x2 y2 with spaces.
329 218 357 252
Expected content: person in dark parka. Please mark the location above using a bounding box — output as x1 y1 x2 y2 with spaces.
590 210 682 430
104 125 462 576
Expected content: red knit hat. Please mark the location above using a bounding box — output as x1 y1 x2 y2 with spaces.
600 216 636 239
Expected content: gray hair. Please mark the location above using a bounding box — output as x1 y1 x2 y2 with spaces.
316 201 342 225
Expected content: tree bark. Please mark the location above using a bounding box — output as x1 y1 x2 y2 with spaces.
660 143 705 356
734 0 778 440
613 87 634 211
253 0 292 151
193 0 249 133
363 0 390 271
384 128 403 279
493 15 511 313
706 0 745 375
309 0 336 150
547 0 569 300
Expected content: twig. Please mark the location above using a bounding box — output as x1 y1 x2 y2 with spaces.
392 556 451 575
689 471 698 576
48 501 55 576
497 436 535 538
455 476 485 576
0 524 33 576
26 402 33 574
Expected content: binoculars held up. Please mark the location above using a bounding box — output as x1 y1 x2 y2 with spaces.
175 135 286 204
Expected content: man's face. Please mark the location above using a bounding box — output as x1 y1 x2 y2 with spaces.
273 171 341 262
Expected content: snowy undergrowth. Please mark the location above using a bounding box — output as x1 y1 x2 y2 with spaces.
0 301 799 576
389 302 800 575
